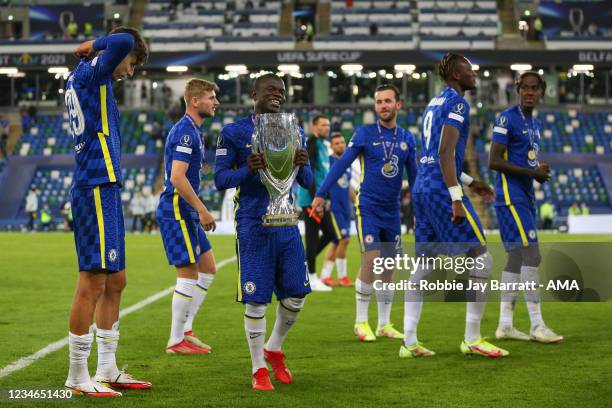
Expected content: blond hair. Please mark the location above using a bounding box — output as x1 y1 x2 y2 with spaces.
184 78 219 104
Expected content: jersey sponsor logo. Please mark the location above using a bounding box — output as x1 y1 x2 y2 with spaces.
453 103 466 114
180 135 192 147
419 155 436 164
428 96 446 107
400 141 408 151
74 142 85 154
216 148 227 156
244 281 256 295
108 249 118 263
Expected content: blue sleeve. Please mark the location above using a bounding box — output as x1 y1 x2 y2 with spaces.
404 136 418 192
491 114 510 145
170 129 197 164
315 142 362 198
442 98 469 132
296 131 313 188
214 126 253 191
92 33 135 77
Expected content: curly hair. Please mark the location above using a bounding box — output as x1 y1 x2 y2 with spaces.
437 52 466 82
515 71 547 93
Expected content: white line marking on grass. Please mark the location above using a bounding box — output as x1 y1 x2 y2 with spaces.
0 256 236 380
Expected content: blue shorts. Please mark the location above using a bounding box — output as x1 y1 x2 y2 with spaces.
355 205 402 255
236 222 311 304
330 209 351 243
495 203 538 252
413 192 486 257
159 217 212 266
71 184 125 273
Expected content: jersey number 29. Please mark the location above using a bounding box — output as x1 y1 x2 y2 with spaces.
65 86 85 138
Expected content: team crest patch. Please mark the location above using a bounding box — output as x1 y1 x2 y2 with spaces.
453 103 465 114
108 249 118 263
180 135 192 147
196 245 201 256
365 234 374 244
341 228 347 235
244 281 256 295
400 142 408 151
528 230 537 239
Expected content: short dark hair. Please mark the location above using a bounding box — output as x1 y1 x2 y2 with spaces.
438 52 466 82
375 84 401 101
330 132 344 141
516 71 547 93
312 114 328 125
108 26 149 65
252 73 282 92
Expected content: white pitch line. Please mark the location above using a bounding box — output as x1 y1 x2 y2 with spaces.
0 256 236 380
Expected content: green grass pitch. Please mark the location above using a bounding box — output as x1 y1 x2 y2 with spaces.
0 232 611 407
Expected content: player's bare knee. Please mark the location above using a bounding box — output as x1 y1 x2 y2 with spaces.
280 297 305 313
505 249 523 273
106 273 127 294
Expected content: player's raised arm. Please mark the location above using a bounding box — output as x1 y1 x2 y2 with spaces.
214 128 256 191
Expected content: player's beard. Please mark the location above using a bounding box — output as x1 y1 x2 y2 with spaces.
198 109 213 119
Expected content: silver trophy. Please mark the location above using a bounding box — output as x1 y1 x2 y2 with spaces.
252 113 302 227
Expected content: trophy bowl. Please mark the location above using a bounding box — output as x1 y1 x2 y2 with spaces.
252 113 302 226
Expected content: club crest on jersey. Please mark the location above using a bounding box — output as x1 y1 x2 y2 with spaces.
453 103 465 114
244 281 256 295
180 135 192 147
196 245 201 256
528 230 537 239
400 142 408 151
108 249 118 263
341 228 347 235
498 116 508 126
365 234 374 244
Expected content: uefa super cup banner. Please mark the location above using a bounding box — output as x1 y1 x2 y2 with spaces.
252 113 302 227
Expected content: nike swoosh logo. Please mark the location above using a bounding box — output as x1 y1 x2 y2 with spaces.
372 142 382 146
249 333 263 339
522 130 529 134
246 144 252 148
304 281 310 286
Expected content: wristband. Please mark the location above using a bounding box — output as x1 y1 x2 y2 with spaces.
448 185 463 202
460 172 474 186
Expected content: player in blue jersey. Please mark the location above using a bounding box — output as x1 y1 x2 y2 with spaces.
489 72 563 344
312 84 418 343
64 27 150 396
214 73 313 391
157 79 220 354
319 132 355 287
402 53 508 359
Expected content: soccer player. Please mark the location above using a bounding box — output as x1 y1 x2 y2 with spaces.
214 73 313 391
157 79 220 354
64 27 150 396
297 114 335 291
312 84 418 342
489 71 563 343
319 132 354 287
403 52 507 359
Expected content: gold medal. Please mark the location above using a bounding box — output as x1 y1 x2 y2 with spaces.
528 150 536 161
384 162 392 173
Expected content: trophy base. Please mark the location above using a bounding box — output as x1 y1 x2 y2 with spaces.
262 213 299 227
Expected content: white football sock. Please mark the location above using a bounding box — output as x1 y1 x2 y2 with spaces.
499 271 520 328
168 278 195 346
68 331 93 384
521 265 545 328
355 278 372 324
465 252 492 343
95 322 120 378
266 298 304 351
244 303 267 374
403 266 428 346
376 288 394 327
184 273 215 333
320 260 334 280
336 258 347 279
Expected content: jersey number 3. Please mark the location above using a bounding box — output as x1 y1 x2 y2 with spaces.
65 86 85 138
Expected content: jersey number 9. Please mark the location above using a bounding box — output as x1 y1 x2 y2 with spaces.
422 110 433 150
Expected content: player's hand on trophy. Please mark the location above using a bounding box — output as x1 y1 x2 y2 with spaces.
294 149 309 167
311 197 325 218
451 201 466 225
533 163 551 184
247 152 266 173
73 40 96 59
469 180 495 203
199 208 216 232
